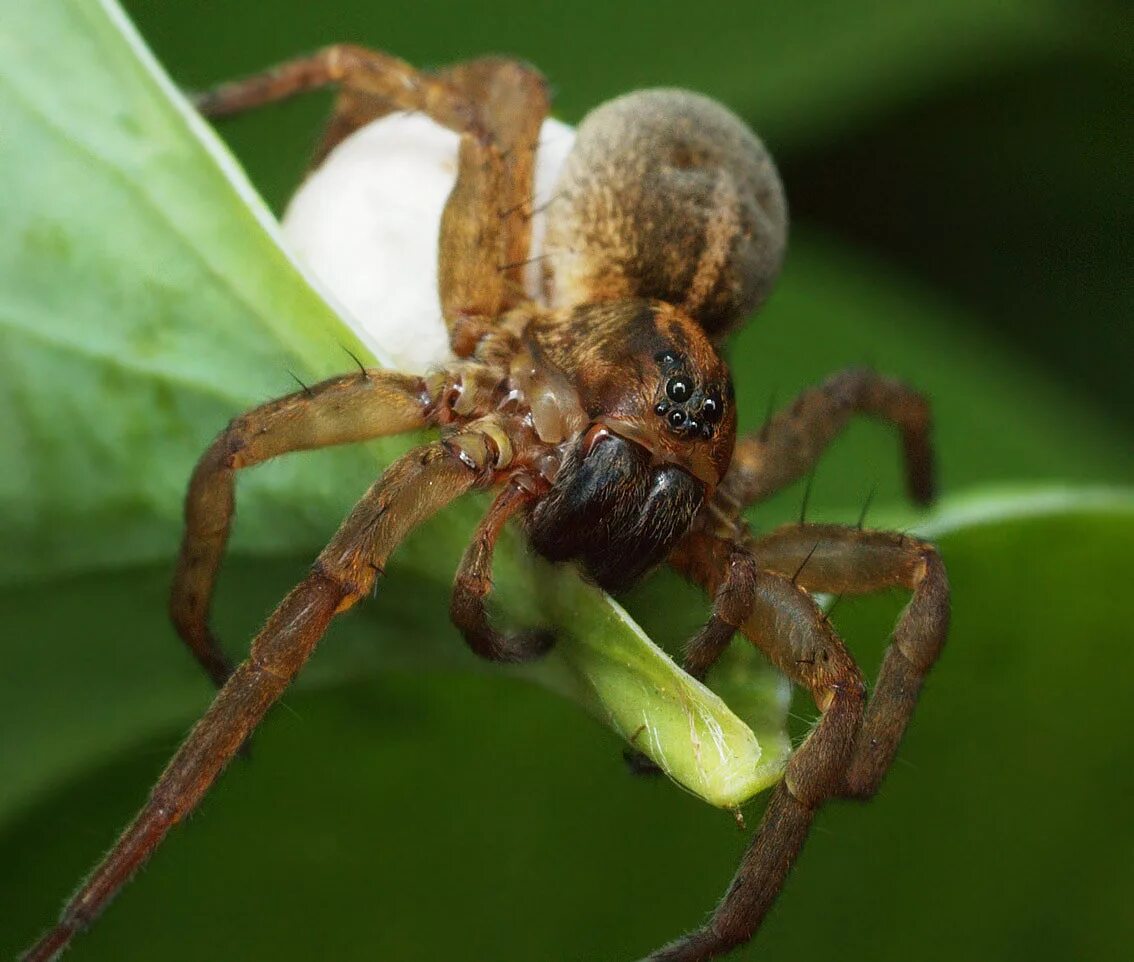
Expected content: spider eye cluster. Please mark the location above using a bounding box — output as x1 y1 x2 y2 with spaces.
652 351 724 440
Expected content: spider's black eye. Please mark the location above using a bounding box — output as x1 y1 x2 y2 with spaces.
656 350 679 366
666 376 693 403
667 409 687 429
701 391 723 423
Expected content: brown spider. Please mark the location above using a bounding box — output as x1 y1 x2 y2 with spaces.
23 48 949 962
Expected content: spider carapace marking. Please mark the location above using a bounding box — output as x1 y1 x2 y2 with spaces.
24 47 950 962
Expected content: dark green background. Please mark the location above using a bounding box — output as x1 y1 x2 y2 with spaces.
5 2 1132 961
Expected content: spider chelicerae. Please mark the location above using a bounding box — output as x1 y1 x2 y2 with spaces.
24 46 949 962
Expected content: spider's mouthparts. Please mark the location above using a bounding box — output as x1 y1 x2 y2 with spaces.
526 428 704 593
589 417 720 488
581 422 640 460
582 418 654 460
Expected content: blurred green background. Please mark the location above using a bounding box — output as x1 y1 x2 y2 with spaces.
3 1 1132 961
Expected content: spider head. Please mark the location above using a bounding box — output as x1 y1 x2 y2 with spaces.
524 300 735 592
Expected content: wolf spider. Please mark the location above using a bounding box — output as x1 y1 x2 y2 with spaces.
24 47 949 962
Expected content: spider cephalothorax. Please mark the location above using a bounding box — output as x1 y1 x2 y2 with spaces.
520 299 736 591
25 46 948 962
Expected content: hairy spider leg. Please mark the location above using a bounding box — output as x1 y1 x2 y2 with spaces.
170 369 434 687
680 546 761 680
651 525 948 961
658 533 866 961
748 523 950 797
22 434 506 962
433 56 550 342
450 480 555 662
194 47 550 353
719 367 935 512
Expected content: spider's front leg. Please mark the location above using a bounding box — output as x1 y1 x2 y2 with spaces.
652 524 948 962
22 424 515 962
170 369 437 687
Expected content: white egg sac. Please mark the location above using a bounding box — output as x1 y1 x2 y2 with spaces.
282 112 577 374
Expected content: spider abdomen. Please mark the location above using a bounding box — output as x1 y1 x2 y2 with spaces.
542 89 788 339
